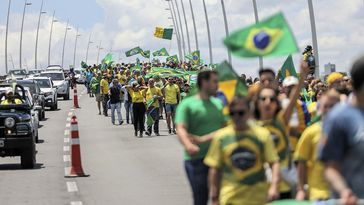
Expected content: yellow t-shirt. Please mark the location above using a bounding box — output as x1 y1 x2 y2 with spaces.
100 79 109 95
145 87 162 108
204 124 279 205
1 98 23 105
164 84 179 104
294 122 330 200
117 74 127 85
129 89 145 103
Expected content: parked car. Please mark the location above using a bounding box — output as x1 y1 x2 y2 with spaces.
31 77 58 110
16 79 46 120
39 71 69 100
6 69 28 80
0 84 37 168
27 70 42 78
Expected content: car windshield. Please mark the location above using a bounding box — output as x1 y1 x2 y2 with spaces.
9 70 27 75
17 83 37 94
36 79 51 88
40 73 64 81
28 71 37 74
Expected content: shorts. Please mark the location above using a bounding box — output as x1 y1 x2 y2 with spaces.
95 93 103 102
165 103 177 114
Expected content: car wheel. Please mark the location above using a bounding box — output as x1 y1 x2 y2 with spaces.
51 103 56 111
21 142 36 169
55 102 58 110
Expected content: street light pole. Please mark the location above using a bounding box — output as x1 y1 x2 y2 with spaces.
61 19 71 68
220 0 232 64
5 0 12 73
35 0 46 70
96 41 103 64
48 10 57 66
20 0 32 69
171 0 185 59
252 0 263 69
166 1 182 60
73 28 81 67
180 0 191 54
202 0 213 64
188 0 199 51
85 32 93 65
307 0 320 78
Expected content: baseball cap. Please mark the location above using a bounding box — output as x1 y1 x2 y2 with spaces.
282 76 299 87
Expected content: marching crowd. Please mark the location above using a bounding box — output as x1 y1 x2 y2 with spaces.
81 55 364 205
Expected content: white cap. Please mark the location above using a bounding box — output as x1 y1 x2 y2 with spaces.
5 87 13 94
282 76 299 87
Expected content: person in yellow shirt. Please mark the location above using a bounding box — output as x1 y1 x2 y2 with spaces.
295 89 340 201
1 89 23 105
145 78 163 136
162 77 180 134
100 74 110 117
126 82 147 137
204 96 280 205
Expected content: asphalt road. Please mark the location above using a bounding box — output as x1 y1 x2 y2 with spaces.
0 87 191 205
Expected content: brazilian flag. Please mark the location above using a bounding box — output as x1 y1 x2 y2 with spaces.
101 53 113 71
81 61 88 69
154 27 173 40
191 50 200 66
153 48 169 57
215 61 248 115
224 12 298 58
141 50 150 58
166 55 178 63
279 55 297 80
125 47 143 57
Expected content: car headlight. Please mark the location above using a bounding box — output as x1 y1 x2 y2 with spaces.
5 117 15 128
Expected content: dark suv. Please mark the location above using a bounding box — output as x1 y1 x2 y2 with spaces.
0 85 36 169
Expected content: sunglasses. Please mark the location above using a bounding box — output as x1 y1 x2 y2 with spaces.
229 110 246 117
259 96 277 102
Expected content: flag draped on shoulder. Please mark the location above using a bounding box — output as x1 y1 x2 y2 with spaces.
224 12 298 58
279 55 297 80
153 48 169 57
125 47 143 57
154 27 173 40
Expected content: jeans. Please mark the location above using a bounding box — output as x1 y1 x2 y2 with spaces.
110 102 122 124
132 102 146 132
184 159 209 205
124 101 133 122
147 107 159 134
102 94 109 116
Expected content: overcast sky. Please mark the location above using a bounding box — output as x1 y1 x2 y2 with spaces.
0 0 364 76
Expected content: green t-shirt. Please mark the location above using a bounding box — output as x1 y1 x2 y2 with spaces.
175 95 226 161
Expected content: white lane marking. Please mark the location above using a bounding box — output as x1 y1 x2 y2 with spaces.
64 130 70 136
66 181 78 192
63 146 70 152
66 123 70 128
71 202 83 205
63 155 71 162
64 138 70 143
68 112 73 116
66 117 71 122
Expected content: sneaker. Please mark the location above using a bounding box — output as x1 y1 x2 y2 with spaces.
139 132 143 138
168 129 172 134
126 120 129 124
155 133 160 136
145 131 151 136
173 130 177 134
98 111 101 115
134 131 138 137
119 121 124 125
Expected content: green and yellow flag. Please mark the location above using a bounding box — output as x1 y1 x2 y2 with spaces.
191 50 200 66
215 61 248 115
154 27 173 40
153 48 169 57
125 47 143 57
166 55 179 63
141 50 150 58
224 12 298 58
279 55 297 80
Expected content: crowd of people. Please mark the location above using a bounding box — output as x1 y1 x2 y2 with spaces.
80 55 364 205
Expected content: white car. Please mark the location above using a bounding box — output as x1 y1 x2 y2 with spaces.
31 77 58 110
74 69 86 84
6 69 28 80
39 71 70 100
46 65 63 72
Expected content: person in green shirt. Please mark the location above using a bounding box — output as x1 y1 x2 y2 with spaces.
175 70 226 205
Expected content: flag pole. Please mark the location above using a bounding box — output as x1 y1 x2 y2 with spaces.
307 0 320 78
172 0 186 60
180 0 191 54
220 0 232 64
202 0 213 64
252 0 263 69
188 0 199 51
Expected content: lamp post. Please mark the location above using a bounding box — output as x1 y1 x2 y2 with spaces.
96 41 103 64
48 10 58 66
307 0 320 78
188 0 199 51
61 20 71 68
73 28 81 67
220 0 232 64
85 33 93 65
20 0 32 69
35 0 46 70
180 0 191 54
5 0 12 73
202 0 213 64
252 0 263 69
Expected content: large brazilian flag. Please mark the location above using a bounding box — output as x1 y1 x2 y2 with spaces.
153 48 169 57
125 47 143 57
224 12 298 57
141 50 151 58
279 55 297 81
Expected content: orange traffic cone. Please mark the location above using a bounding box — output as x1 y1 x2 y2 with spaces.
73 85 80 108
65 116 89 178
